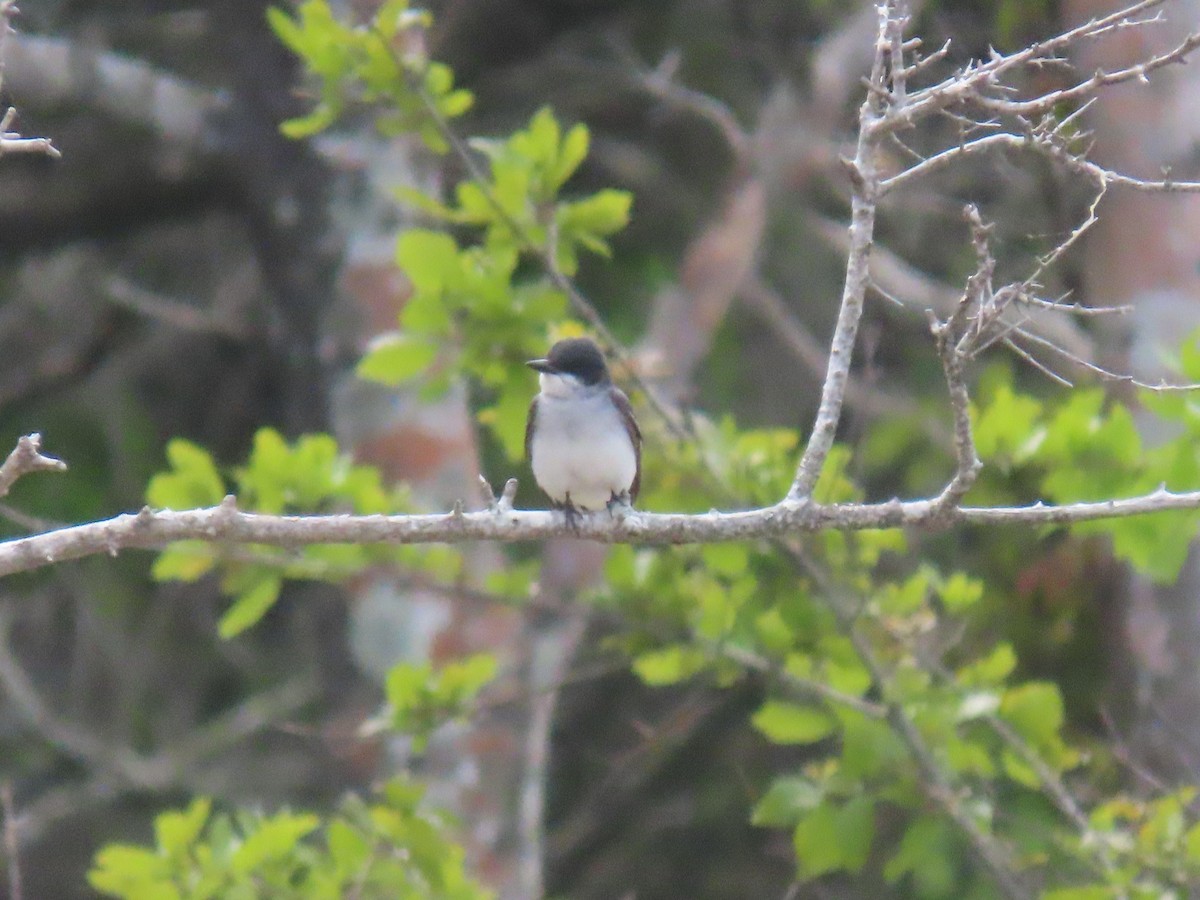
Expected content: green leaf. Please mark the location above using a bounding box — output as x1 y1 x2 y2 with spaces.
793 798 874 878
436 653 497 701
327 819 370 876
393 185 465 222
386 660 431 712
1001 747 1041 789
147 439 226 509
751 776 823 827
560 189 632 234
752 701 837 745
439 88 474 118
793 803 842 878
88 844 175 898
883 815 957 896
999 681 1063 748
231 811 320 873
973 382 1043 463
632 645 707 686
957 642 1017 687
836 796 876 873
356 332 439 385
396 230 461 297
939 571 984 612
151 542 215 583
551 122 589 189
155 797 211 859
1184 818 1200 862
700 543 749 577
838 708 906 779
753 608 795 655
877 567 932 616
477 374 533 461
280 103 339 138
218 575 283 639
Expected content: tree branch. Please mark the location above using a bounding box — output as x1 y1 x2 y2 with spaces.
0 2 59 160
877 0 1181 134
2 476 1200 578
0 434 66 500
788 0 894 500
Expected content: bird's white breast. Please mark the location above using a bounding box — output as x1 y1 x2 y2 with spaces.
530 386 637 510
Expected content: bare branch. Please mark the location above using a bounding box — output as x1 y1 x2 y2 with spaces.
738 276 932 427
611 42 752 163
104 277 253 338
878 0 1183 134
788 1 893 500
881 131 1200 195
0 607 170 788
0 434 66 501
1002 336 1075 387
2 476 1200 577
1008 324 1200 392
929 310 983 510
814 216 1096 367
974 30 1200 119
0 1 60 159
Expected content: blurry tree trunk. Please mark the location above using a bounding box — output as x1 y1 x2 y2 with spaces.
1066 0 1200 778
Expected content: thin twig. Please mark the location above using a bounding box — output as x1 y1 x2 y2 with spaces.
929 310 983 511
610 42 751 163
0 434 66 500
739 276 931 427
1011 324 1200 392
973 31 1200 119
878 0 1182 134
0 2 61 160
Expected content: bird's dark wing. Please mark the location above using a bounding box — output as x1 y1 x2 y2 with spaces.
525 395 539 463
612 388 642 500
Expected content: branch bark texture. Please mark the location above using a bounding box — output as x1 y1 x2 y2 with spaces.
2 479 1199 579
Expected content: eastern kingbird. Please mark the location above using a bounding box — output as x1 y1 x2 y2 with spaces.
525 337 642 514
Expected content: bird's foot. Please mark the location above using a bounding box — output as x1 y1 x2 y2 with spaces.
553 496 584 533
607 491 634 519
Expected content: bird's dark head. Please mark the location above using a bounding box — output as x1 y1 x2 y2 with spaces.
527 337 610 387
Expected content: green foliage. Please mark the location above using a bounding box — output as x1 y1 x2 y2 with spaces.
89 782 492 900
751 701 837 745
125 3 1200 899
266 0 472 150
147 428 452 637
270 5 632 461
358 106 631 459
971 370 1200 582
383 653 497 752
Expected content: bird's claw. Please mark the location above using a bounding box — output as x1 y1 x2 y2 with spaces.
606 491 634 519
554 496 584 533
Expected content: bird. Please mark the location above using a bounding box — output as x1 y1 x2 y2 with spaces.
525 337 642 518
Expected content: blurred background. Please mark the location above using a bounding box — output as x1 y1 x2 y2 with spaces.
2 0 1200 897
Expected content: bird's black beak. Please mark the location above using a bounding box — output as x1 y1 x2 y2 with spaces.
526 358 555 374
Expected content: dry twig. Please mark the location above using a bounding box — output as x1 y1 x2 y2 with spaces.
0 2 60 159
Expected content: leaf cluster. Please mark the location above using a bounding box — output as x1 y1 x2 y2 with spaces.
146 427 460 637
89 782 491 900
